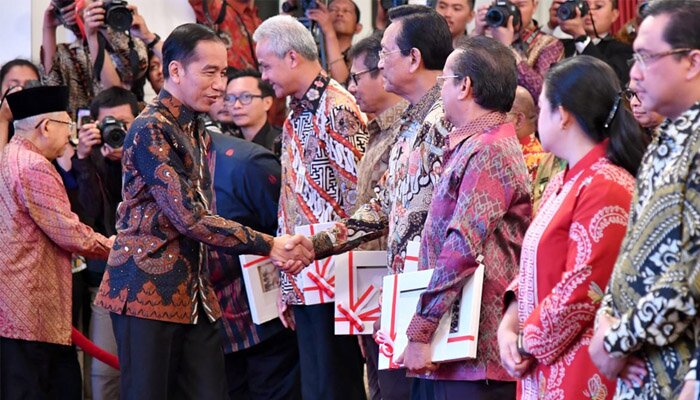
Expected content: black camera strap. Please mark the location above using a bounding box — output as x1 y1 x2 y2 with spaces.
93 30 141 85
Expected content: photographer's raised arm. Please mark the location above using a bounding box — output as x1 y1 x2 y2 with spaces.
84 1 124 89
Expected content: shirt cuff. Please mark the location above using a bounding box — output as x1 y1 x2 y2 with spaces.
602 317 637 357
406 313 439 344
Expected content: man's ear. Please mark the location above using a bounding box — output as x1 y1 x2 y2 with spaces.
457 76 471 101
287 50 300 69
355 22 363 34
168 60 183 84
262 96 274 112
408 48 422 73
686 49 700 81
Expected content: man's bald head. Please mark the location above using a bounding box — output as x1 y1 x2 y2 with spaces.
509 85 537 139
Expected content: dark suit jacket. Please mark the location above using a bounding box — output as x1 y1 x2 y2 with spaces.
563 35 633 85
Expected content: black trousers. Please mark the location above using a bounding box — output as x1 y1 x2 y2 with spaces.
224 328 301 400
292 303 366 400
0 337 81 400
111 312 227 400
411 378 516 400
362 335 413 400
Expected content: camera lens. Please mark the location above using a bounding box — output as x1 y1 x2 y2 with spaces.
486 8 506 27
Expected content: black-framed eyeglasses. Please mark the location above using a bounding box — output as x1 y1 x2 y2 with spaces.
223 93 265 105
626 48 694 70
349 67 379 86
621 88 639 102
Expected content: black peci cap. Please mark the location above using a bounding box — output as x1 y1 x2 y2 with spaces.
6 86 69 121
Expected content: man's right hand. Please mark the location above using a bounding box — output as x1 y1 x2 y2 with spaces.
77 122 101 159
270 234 315 274
472 4 491 36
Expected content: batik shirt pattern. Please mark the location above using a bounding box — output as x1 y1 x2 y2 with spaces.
600 103 700 400
278 73 368 305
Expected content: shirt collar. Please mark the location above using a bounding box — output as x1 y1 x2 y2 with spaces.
658 101 700 141
402 84 442 124
562 139 608 182
157 89 198 127
289 73 330 116
10 135 42 155
447 112 508 151
372 99 409 133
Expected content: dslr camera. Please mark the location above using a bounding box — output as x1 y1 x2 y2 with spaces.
104 0 133 31
100 116 128 148
486 0 522 28
557 0 589 21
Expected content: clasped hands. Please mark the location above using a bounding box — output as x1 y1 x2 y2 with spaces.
270 234 315 275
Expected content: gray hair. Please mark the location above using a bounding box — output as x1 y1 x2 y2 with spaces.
252 15 318 61
13 112 66 133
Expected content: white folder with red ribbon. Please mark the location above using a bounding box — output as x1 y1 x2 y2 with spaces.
239 254 281 324
403 241 420 273
334 251 387 335
294 223 336 305
376 256 485 370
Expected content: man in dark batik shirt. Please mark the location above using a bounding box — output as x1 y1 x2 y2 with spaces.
94 23 312 399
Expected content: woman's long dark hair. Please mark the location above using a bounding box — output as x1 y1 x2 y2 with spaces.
544 56 649 176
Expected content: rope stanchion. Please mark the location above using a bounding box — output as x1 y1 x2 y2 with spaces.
71 327 120 370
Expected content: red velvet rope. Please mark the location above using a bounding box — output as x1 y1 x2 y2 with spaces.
71 327 120 370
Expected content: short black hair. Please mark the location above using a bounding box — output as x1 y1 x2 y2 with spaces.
347 30 383 79
89 87 139 120
451 36 517 112
388 6 453 71
0 59 40 89
388 4 434 20
227 69 275 99
161 23 224 80
646 0 700 52
330 0 361 24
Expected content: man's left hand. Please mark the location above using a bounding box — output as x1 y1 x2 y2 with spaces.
396 341 438 375
101 144 123 161
589 313 627 380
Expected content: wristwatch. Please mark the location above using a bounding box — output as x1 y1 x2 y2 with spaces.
146 33 161 50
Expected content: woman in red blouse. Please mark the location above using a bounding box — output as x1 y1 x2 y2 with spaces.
497 56 649 399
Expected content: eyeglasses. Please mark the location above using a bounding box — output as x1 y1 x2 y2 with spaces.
626 48 694 70
621 88 639 102
436 74 463 85
36 118 77 138
349 67 379 86
378 49 403 62
223 93 265 105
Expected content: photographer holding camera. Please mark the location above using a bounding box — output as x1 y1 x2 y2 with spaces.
473 0 564 101
554 0 633 85
42 0 157 117
72 86 138 400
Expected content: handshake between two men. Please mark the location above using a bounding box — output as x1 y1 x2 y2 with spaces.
269 234 316 275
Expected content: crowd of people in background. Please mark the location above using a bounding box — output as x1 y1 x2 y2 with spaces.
0 0 699 399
